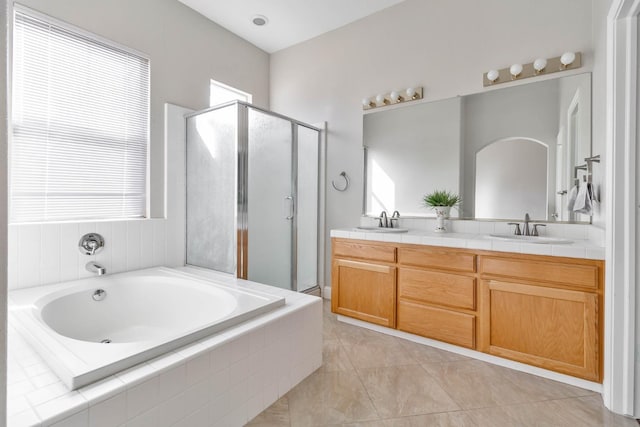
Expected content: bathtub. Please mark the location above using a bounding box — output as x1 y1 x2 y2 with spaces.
8 267 285 390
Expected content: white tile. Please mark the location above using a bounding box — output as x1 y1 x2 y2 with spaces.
8 395 31 417
77 222 97 279
183 378 210 416
228 355 250 383
124 407 158 427
33 391 87 426
157 364 187 402
88 392 126 427
40 223 61 285
18 224 41 288
209 367 230 398
519 243 553 256
586 247 605 260
228 335 250 362
247 327 265 354
551 245 587 259
152 220 167 267
116 363 156 387
331 230 349 238
491 241 521 253
492 222 513 235
140 220 154 268
186 353 211 386
26 381 68 407
438 237 466 248
220 401 247 427
147 351 183 371
8 224 19 290
563 224 588 240
94 222 113 275
49 409 88 427
126 221 142 271
154 391 187 427
421 236 443 246
8 379 36 399
9 407 42 427
465 239 492 251
477 221 496 234
401 234 422 245
126 376 159 420
208 391 230 422
246 390 264 422
174 405 208 427
110 221 127 274
31 372 61 389
59 223 79 283
78 375 124 405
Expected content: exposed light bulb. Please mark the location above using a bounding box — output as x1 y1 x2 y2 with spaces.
390 91 404 102
486 70 500 82
405 87 417 99
362 97 372 107
533 58 547 73
510 63 523 78
560 52 576 68
375 94 387 105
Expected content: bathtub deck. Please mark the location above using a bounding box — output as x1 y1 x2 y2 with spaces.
7 266 323 427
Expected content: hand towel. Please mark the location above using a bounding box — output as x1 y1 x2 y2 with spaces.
566 185 578 211
573 182 593 215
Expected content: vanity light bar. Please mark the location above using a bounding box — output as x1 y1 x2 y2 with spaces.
362 87 423 110
483 52 582 87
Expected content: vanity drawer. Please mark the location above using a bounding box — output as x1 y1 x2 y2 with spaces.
333 240 396 263
479 256 599 290
398 247 475 273
398 268 475 310
397 301 475 349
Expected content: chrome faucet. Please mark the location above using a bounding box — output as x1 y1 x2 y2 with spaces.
523 213 531 236
86 261 106 276
378 211 388 228
390 210 400 228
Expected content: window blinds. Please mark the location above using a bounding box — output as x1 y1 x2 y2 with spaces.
11 9 149 223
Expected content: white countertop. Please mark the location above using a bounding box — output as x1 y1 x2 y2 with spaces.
330 228 605 260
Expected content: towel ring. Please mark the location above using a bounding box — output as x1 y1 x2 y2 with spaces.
332 171 349 192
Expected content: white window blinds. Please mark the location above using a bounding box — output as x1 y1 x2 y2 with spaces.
11 8 149 223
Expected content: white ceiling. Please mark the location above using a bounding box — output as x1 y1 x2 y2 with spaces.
177 0 406 53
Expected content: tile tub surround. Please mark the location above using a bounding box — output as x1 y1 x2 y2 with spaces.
7 267 323 426
335 222 605 260
247 302 638 427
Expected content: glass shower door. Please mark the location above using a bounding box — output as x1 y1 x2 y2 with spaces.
246 108 293 289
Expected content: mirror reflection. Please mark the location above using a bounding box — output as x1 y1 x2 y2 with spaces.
363 73 592 222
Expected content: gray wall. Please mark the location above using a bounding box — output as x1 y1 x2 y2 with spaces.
270 0 594 284
0 0 8 420
18 0 270 217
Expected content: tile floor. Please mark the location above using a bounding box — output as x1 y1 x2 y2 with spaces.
247 301 639 427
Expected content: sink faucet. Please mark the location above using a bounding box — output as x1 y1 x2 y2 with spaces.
390 211 400 228
523 213 531 236
378 211 388 228
86 261 106 276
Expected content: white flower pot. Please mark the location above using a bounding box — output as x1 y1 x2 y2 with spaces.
433 206 451 233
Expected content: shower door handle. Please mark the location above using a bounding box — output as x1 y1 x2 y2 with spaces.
284 196 294 220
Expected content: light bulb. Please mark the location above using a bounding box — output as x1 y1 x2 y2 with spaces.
405 87 416 99
487 69 500 82
533 58 547 73
390 91 403 102
560 52 576 68
362 97 371 107
375 94 386 105
510 63 523 78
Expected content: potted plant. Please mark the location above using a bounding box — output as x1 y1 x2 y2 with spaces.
422 190 461 232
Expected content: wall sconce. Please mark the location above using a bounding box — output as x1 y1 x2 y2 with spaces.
483 52 582 87
362 87 423 110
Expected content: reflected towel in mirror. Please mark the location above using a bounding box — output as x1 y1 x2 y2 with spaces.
566 185 578 211
572 183 593 215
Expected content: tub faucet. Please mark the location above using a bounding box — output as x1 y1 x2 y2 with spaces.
86 261 106 276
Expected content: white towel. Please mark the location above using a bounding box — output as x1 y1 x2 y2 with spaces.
573 182 593 215
566 185 578 211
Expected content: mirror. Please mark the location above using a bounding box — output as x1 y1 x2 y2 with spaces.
363 73 592 222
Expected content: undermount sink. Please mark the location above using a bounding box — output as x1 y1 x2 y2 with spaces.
354 226 409 233
487 234 573 244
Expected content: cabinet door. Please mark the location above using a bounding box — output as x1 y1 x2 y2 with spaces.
480 280 599 381
332 259 396 327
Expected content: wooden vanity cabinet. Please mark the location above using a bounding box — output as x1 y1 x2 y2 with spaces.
331 241 397 327
330 238 604 382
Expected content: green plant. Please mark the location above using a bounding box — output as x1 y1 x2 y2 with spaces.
423 190 461 207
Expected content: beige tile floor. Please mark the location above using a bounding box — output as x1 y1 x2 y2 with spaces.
247 301 639 427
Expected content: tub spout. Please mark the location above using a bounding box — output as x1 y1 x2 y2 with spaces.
86 261 106 276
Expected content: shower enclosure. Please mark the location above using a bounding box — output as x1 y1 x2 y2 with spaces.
185 101 320 292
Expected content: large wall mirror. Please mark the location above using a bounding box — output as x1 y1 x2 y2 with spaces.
363 73 592 223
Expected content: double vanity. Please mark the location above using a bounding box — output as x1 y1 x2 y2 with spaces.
330 226 604 383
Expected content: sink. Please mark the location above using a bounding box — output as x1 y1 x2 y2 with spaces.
487 234 573 244
354 226 409 233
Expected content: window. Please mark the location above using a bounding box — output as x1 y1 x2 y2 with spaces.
209 79 252 106
11 7 150 223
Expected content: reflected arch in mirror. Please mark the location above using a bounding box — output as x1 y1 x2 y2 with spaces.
475 137 548 220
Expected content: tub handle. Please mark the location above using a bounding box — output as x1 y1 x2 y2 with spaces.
284 196 294 220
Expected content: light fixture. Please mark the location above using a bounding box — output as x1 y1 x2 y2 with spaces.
533 58 547 74
560 51 576 68
389 91 404 103
483 52 582 87
510 63 523 79
251 15 268 26
362 87 423 110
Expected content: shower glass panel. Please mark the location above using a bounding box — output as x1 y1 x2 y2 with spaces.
186 104 237 274
247 109 293 289
297 126 319 292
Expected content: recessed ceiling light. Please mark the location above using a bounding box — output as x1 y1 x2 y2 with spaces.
252 15 268 26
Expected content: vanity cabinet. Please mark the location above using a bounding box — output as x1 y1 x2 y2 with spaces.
479 254 602 382
331 238 604 382
331 241 397 327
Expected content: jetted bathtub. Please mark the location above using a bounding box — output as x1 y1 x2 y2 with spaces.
9 267 285 389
